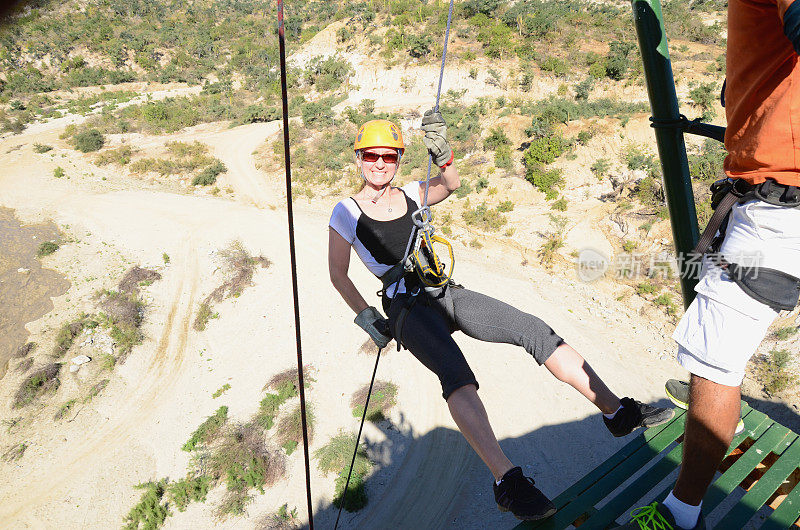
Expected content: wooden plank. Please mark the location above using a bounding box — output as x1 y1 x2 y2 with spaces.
553 409 686 510
519 412 687 530
715 434 800 529
515 410 687 530
580 443 683 529
760 481 800 530
703 418 786 514
582 407 770 529
638 406 768 511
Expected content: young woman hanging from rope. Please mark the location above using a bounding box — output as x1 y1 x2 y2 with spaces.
327 114 674 521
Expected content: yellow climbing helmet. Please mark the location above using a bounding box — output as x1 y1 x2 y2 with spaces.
354 119 404 153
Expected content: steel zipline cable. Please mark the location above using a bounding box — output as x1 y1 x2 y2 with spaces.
276 1 314 528
334 1 455 527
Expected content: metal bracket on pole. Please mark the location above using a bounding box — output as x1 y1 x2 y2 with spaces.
631 0 700 308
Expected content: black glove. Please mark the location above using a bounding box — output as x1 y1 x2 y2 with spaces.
421 109 453 167
354 306 392 349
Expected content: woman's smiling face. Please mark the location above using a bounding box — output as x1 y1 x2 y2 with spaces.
357 147 399 188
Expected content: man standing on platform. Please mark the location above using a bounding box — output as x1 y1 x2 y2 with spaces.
617 0 800 527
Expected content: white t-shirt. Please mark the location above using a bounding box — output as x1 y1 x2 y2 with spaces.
329 181 421 296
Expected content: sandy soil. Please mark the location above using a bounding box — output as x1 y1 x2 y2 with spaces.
0 99 690 529
0 29 792 530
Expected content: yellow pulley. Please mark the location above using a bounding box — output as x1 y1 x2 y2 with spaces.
411 228 455 288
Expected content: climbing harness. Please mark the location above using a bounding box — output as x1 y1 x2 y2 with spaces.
335 1 455 526
648 107 800 312
276 2 314 528
691 177 800 311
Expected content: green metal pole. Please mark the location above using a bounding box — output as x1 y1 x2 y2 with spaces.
631 0 700 308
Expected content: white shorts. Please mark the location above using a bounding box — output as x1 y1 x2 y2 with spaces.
673 200 800 386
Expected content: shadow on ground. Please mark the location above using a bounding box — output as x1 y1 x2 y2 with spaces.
299 395 798 530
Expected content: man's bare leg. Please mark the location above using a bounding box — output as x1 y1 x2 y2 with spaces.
672 374 741 504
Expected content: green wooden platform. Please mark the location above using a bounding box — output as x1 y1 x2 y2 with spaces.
514 405 800 529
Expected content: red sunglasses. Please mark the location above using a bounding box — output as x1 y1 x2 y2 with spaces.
362 151 399 164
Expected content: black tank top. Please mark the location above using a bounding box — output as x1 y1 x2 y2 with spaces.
351 189 418 266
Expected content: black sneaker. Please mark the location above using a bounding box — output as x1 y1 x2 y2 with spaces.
493 466 557 521
603 397 675 437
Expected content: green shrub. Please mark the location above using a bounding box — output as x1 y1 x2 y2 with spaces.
124 480 170 530
462 202 507 231
574 78 594 101
760 349 797 395
53 167 65 179
540 56 569 76
100 353 117 371
95 145 134 166
688 140 726 183
183 406 229 452
525 166 564 200
316 432 372 512
315 432 366 474
591 158 610 178
193 302 217 331
351 381 397 422
14 363 61 408
605 40 635 80
37 241 59 257
213 383 231 399
304 55 353 91
241 105 279 124
551 197 568 211
637 282 660 295
192 160 227 186
523 134 569 166
653 293 677 315
407 34 433 57
455 179 473 198
168 476 211 512
277 403 315 448
624 144 659 173
74 129 105 153
83 379 109 403
54 318 88 357
538 215 568 267
632 176 664 207
497 200 514 212
773 326 799 341
33 143 53 153
495 144 513 170
54 399 76 421
484 127 511 150
255 393 283 430
334 466 368 512
689 82 718 121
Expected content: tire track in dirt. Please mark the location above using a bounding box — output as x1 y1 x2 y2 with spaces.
0 240 199 523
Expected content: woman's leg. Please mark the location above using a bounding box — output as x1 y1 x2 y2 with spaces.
543 343 620 414
447 384 514 481
387 294 515 480
448 288 621 414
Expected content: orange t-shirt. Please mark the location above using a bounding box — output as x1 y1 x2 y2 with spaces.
725 0 800 186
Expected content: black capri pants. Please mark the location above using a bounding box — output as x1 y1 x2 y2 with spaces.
383 283 564 400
